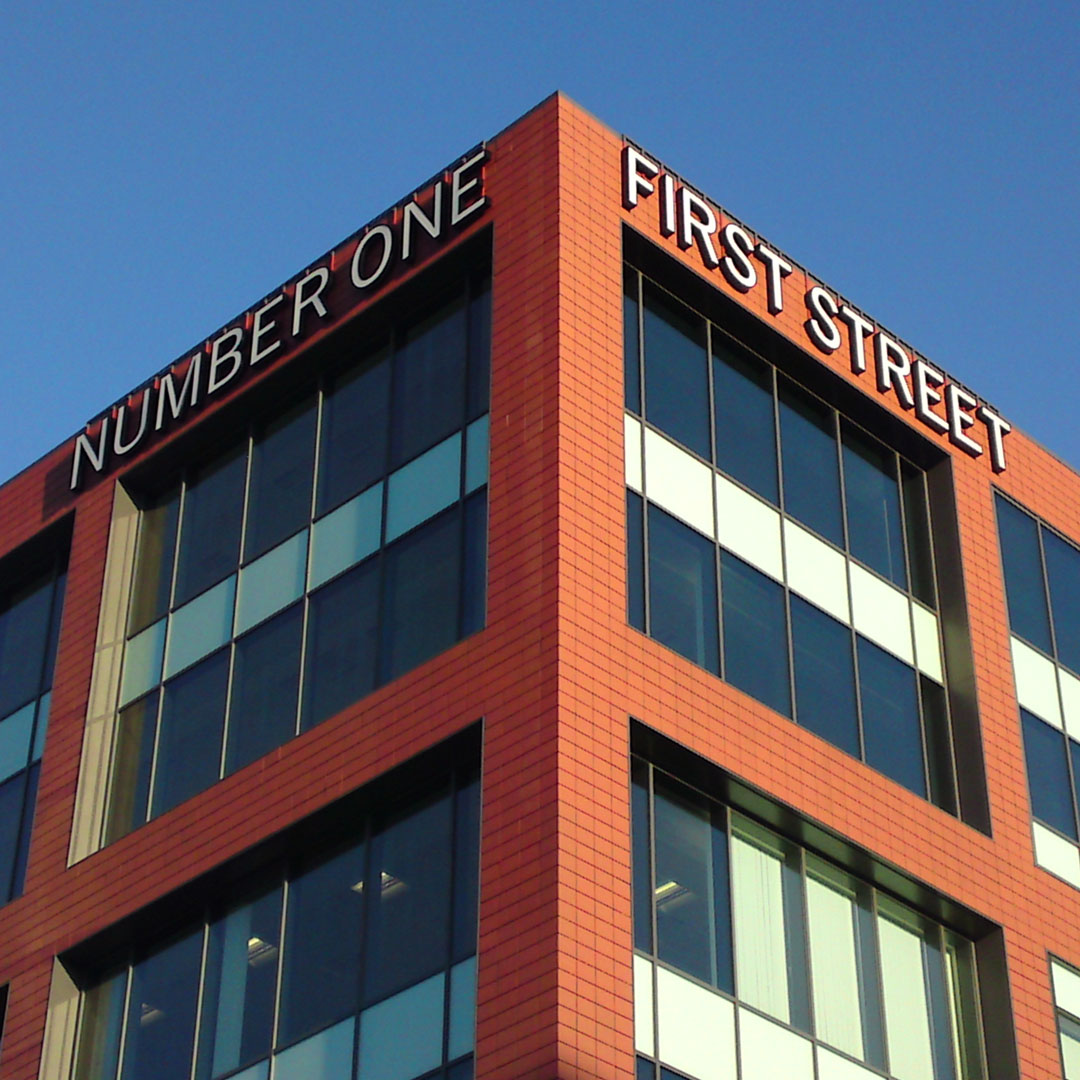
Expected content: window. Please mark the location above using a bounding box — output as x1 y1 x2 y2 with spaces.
107 274 490 840
1052 959 1080 1080
0 546 66 904
631 759 987 1080
73 766 479 1080
625 267 957 810
995 494 1080 884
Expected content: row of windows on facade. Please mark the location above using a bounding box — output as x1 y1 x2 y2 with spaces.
75 769 478 1080
0 557 66 906
631 761 985 1080
624 267 937 606
106 276 490 841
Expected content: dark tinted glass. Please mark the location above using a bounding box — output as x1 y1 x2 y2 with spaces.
461 492 487 638
858 638 925 797
381 509 461 683
721 552 790 717
105 692 159 843
448 1058 475 1080
152 651 229 817
790 596 859 757
921 676 956 815
1020 709 1075 838
0 773 26 901
225 606 303 775
627 491 646 631
624 267 641 414
452 776 480 962
174 447 246 605
129 490 180 634
642 283 709 460
41 570 65 691
73 971 126 1080
1044 530 1080 674
466 276 491 421
0 574 53 718
196 887 281 1079
653 779 714 985
244 400 317 561
901 461 936 606
10 762 38 896
122 930 202 1080
778 380 843 548
277 840 366 1044
365 791 453 1003
317 352 390 516
712 340 778 504
301 559 379 731
996 496 1052 653
637 1057 655 1080
631 759 652 953
842 424 906 588
648 505 719 673
392 295 467 467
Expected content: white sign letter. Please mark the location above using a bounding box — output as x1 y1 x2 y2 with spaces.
351 225 394 290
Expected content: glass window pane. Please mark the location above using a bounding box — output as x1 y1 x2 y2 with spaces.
364 791 453 1003
452 775 481 963
129 489 180 634
244 399 316 562
310 484 382 591
235 531 307 635
642 282 709 460
461 492 487 639
1021 709 1077 838
631 759 652 954
73 970 127 1080
358 971 445 1080
778 379 843 548
380 508 461 684
712 339 777 504
858 638 926 798
10 761 38 896
921 676 957 815
721 551 790 717
301 559 379 731
277 841 365 1045
104 691 159 843
877 901 935 1080
392 294 468 468
273 1016 354 1080
945 932 984 1080
120 619 166 707
448 956 477 1060
901 461 936 607
466 275 491 422
317 350 390 516
385 432 462 542
1045 530 1080 674
625 266 641 415
647 505 719 674
464 415 489 494
1061 1013 1080 1080
0 573 53 719
164 575 236 679
791 597 859 757
122 930 203 1080
174 446 246 606
842 424 906 588
0 701 35 783
31 691 50 761
0 771 27 901
995 495 1052 653
152 650 229 818
225 606 303 775
196 887 282 1080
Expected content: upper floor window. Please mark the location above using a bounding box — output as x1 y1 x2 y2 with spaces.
106 273 490 841
0 544 66 903
1052 958 1080 1080
631 758 987 1080
624 266 959 811
73 764 479 1080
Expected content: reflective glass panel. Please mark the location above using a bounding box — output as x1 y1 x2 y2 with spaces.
120 619 166 707
358 972 445 1080
104 691 159 842
0 771 27 902
129 489 179 634
309 484 382 590
631 760 652 954
1045 529 1080 675
842 424 906 588
461 493 487 639
273 1017 354 1080
0 702 34 783
625 267 641 414
466 276 491 422
902 461 936 607
164 575 235 679
73 971 126 1080
0 574 53 719
452 776 481 963
859 638 925 798
647 505 719 674
995 495 1052 653
386 432 462 542
1020 710 1076 838
234 531 307 636
627 492 646 632
642 282 709 460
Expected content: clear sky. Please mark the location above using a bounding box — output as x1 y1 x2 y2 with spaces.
1 1 1077 481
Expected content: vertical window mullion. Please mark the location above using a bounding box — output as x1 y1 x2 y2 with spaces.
867 888 891 1077
113 962 135 1080
269 873 291 1056
185 922 211 1080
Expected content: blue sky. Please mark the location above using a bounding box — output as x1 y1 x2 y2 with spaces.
1 1 1077 480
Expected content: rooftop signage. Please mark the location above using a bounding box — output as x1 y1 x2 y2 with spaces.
622 145 1011 472
69 147 489 490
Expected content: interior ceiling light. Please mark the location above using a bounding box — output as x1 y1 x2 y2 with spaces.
246 936 279 967
654 880 689 906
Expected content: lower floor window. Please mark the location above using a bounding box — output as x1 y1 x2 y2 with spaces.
73 766 479 1080
631 758 986 1080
